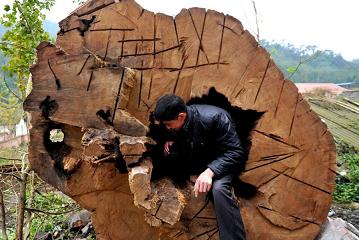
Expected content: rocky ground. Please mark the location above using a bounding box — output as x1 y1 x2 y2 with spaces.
331 203 359 229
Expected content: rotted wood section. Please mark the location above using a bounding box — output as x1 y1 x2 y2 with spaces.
24 0 336 239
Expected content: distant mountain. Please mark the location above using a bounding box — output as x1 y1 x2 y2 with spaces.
261 40 359 84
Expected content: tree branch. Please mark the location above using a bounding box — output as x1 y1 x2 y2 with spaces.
251 0 260 42
25 207 81 215
288 51 321 79
2 74 23 102
0 189 9 240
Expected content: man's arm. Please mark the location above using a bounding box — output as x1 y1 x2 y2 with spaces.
193 111 246 197
206 112 246 178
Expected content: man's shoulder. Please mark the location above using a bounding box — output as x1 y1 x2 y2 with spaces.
189 104 229 117
188 104 231 125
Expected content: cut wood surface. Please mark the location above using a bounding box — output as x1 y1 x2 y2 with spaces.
24 0 336 239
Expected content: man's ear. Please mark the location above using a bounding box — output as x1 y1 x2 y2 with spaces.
178 112 186 120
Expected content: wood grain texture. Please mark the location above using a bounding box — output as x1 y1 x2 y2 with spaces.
24 0 336 239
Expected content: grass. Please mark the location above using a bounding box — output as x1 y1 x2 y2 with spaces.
0 144 27 165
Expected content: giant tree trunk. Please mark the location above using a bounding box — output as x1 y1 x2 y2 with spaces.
24 0 336 239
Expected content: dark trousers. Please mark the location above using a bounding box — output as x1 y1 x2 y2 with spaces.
211 174 246 240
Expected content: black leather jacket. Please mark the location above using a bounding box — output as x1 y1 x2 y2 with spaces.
181 104 245 178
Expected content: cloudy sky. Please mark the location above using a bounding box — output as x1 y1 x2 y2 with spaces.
1 0 358 60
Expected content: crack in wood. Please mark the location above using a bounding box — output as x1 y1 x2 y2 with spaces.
120 44 181 57
271 168 331 195
86 70 94 91
195 216 217 220
173 58 187 94
253 130 300 150
153 14 157 59
232 49 258 98
245 153 296 172
288 93 299 137
103 30 112 61
119 31 126 62
190 197 210 221
112 68 125 122
257 168 289 188
148 72 153 100
48 59 61 90
138 61 144 108
254 59 271 104
134 43 138 57
260 152 298 161
195 11 209 65
190 227 218 240
138 8 145 19
258 205 319 227
141 100 151 111
117 38 161 43
77 55 91 75
217 14 226 69
218 22 244 39
160 61 228 72
172 231 184 238
90 28 135 32
320 129 328 137
188 10 210 66
77 2 116 17
173 19 180 45
207 229 219 240
274 80 286 117
59 27 78 35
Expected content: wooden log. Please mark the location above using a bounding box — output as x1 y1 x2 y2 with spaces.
24 0 336 239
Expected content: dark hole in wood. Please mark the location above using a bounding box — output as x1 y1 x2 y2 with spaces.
43 123 71 177
39 96 58 119
96 109 113 126
147 87 262 198
79 15 96 36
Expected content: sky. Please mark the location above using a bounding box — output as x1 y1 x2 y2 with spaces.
0 0 358 61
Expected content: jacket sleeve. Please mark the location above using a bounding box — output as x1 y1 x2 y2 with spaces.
206 112 246 178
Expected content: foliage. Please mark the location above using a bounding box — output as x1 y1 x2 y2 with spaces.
28 191 80 239
0 0 55 99
0 0 56 129
0 144 27 165
333 147 359 203
261 40 359 83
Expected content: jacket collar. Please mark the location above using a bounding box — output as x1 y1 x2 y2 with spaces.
183 106 194 135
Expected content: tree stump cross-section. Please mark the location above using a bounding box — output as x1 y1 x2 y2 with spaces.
24 0 336 239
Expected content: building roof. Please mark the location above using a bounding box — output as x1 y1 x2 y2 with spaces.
296 83 348 95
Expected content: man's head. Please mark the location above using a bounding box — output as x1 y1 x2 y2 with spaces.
154 94 187 131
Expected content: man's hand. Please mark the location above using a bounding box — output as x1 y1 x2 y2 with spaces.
194 168 214 197
164 141 174 156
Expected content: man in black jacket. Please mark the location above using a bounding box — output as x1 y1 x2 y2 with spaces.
154 94 246 240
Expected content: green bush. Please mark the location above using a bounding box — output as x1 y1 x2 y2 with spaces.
29 191 80 239
333 152 359 203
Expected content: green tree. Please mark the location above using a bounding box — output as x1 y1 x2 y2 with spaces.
0 0 55 100
0 1 55 239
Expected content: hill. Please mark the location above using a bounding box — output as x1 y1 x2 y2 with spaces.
261 40 359 84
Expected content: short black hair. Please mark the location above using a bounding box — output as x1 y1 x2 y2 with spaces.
154 94 186 121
